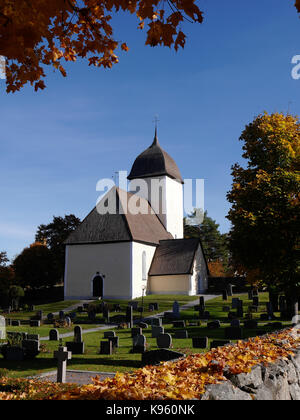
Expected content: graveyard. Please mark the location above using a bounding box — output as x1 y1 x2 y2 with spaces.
0 292 297 381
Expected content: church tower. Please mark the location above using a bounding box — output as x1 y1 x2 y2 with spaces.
128 130 184 239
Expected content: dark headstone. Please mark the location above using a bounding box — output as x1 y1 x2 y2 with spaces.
232 298 240 309
113 304 121 312
226 284 233 297
132 334 146 353
244 320 258 329
104 331 116 338
22 340 40 359
260 314 269 321
100 341 112 355
210 340 232 350
174 330 188 339
156 333 172 349
151 326 164 338
103 306 110 323
108 336 119 349
142 349 185 366
125 306 133 328
74 326 82 343
59 311 65 320
266 302 274 319
151 318 162 327
253 297 259 307
30 320 40 327
192 337 208 349
230 319 241 328
12 320 21 327
131 327 142 338
49 329 59 341
223 306 230 312
66 341 85 355
138 322 148 329
236 300 244 318
248 289 253 300
222 290 228 301
207 320 221 329
225 327 243 340
47 313 54 322
150 303 159 311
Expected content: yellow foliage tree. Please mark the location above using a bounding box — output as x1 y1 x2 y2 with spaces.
0 0 203 92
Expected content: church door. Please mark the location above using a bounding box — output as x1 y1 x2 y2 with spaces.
93 275 104 298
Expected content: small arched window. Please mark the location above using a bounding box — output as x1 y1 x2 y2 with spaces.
142 251 147 281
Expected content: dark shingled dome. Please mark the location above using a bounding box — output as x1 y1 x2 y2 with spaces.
128 131 183 183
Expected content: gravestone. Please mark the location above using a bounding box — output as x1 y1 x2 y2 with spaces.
248 289 253 300
207 320 221 329
37 311 43 320
66 341 85 355
266 302 274 319
54 347 72 383
260 313 269 321
172 301 180 319
232 298 240 309
83 304 89 310
225 327 243 340
100 341 112 355
70 312 76 320
210 340 232 350
223 306 230 313
253 297 259 307
22 339 40 358
104 331 116 339
192 337 208 349
74 326 82 343
173 320 185 328
128 301 139 311
156 333 172 349
244 320 258 329
199 311 210 320
151 318 162 327
59 311 65 320
49 329 59 341
142 349 185 366
12 320 21 327
29 305 35 312
149 304 155 312
88 311 96 322
226 284 233 297
174 330 188 339
222 290 228 301
113 304 121 312
236 300 244 318
77 306 83 313
199 296 205 309
132 334 146 353
103 306 110 323
30 320 40 327
108 336 119 349
230 319 241 328
126 306 133 328
151 326 164 338
0 316 5 340
131 327 142 337
150 303 159 311
47 313 54 322
279 296 287 312
138 322 148 329
27 334 39 341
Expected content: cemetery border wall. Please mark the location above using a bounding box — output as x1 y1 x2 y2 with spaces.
201 327 300 401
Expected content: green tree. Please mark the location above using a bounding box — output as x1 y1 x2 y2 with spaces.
35 215 81 280
227 112 300 315
9 285 25 310
13 242 60 290
0 252 15 306
184 210 230 265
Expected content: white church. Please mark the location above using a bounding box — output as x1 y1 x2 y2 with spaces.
64 131 209 300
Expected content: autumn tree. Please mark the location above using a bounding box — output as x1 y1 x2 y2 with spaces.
227 112 300 315
0 251 15 306
13 242 60 290
0 0 203 93
35 214 81 280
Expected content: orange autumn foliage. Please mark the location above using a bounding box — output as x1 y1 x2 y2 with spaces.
0 328 299 400
0 0 203 92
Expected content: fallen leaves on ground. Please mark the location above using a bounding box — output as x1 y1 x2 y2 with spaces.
0 328 299 400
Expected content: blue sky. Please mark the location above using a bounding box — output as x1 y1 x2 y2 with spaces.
1 0 300 260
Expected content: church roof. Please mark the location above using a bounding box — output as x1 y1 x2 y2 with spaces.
149 238 202 276
127 130 184 183
64 187 173 246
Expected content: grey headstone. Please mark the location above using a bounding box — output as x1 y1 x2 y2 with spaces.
49 329 59 341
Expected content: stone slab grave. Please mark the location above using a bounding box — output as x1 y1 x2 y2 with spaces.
142 349 185 367
225 327 243 340
66 326 85 355
54 346 72 383
207 320 221 329
151 326 164 338
210 340 232 350
22 339 40 358
174 330 188 339
100 340 112 355
156 333 172 349
49 329 59 341
132 334 146 353
192 337 208 349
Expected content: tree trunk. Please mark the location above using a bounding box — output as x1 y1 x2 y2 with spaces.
285 296 299 323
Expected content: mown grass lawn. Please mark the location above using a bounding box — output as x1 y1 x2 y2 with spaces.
0 300 80 320
0 293 297 379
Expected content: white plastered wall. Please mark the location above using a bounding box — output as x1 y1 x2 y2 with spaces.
64 242 132 300
131 242 156 299
148 274 193 295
